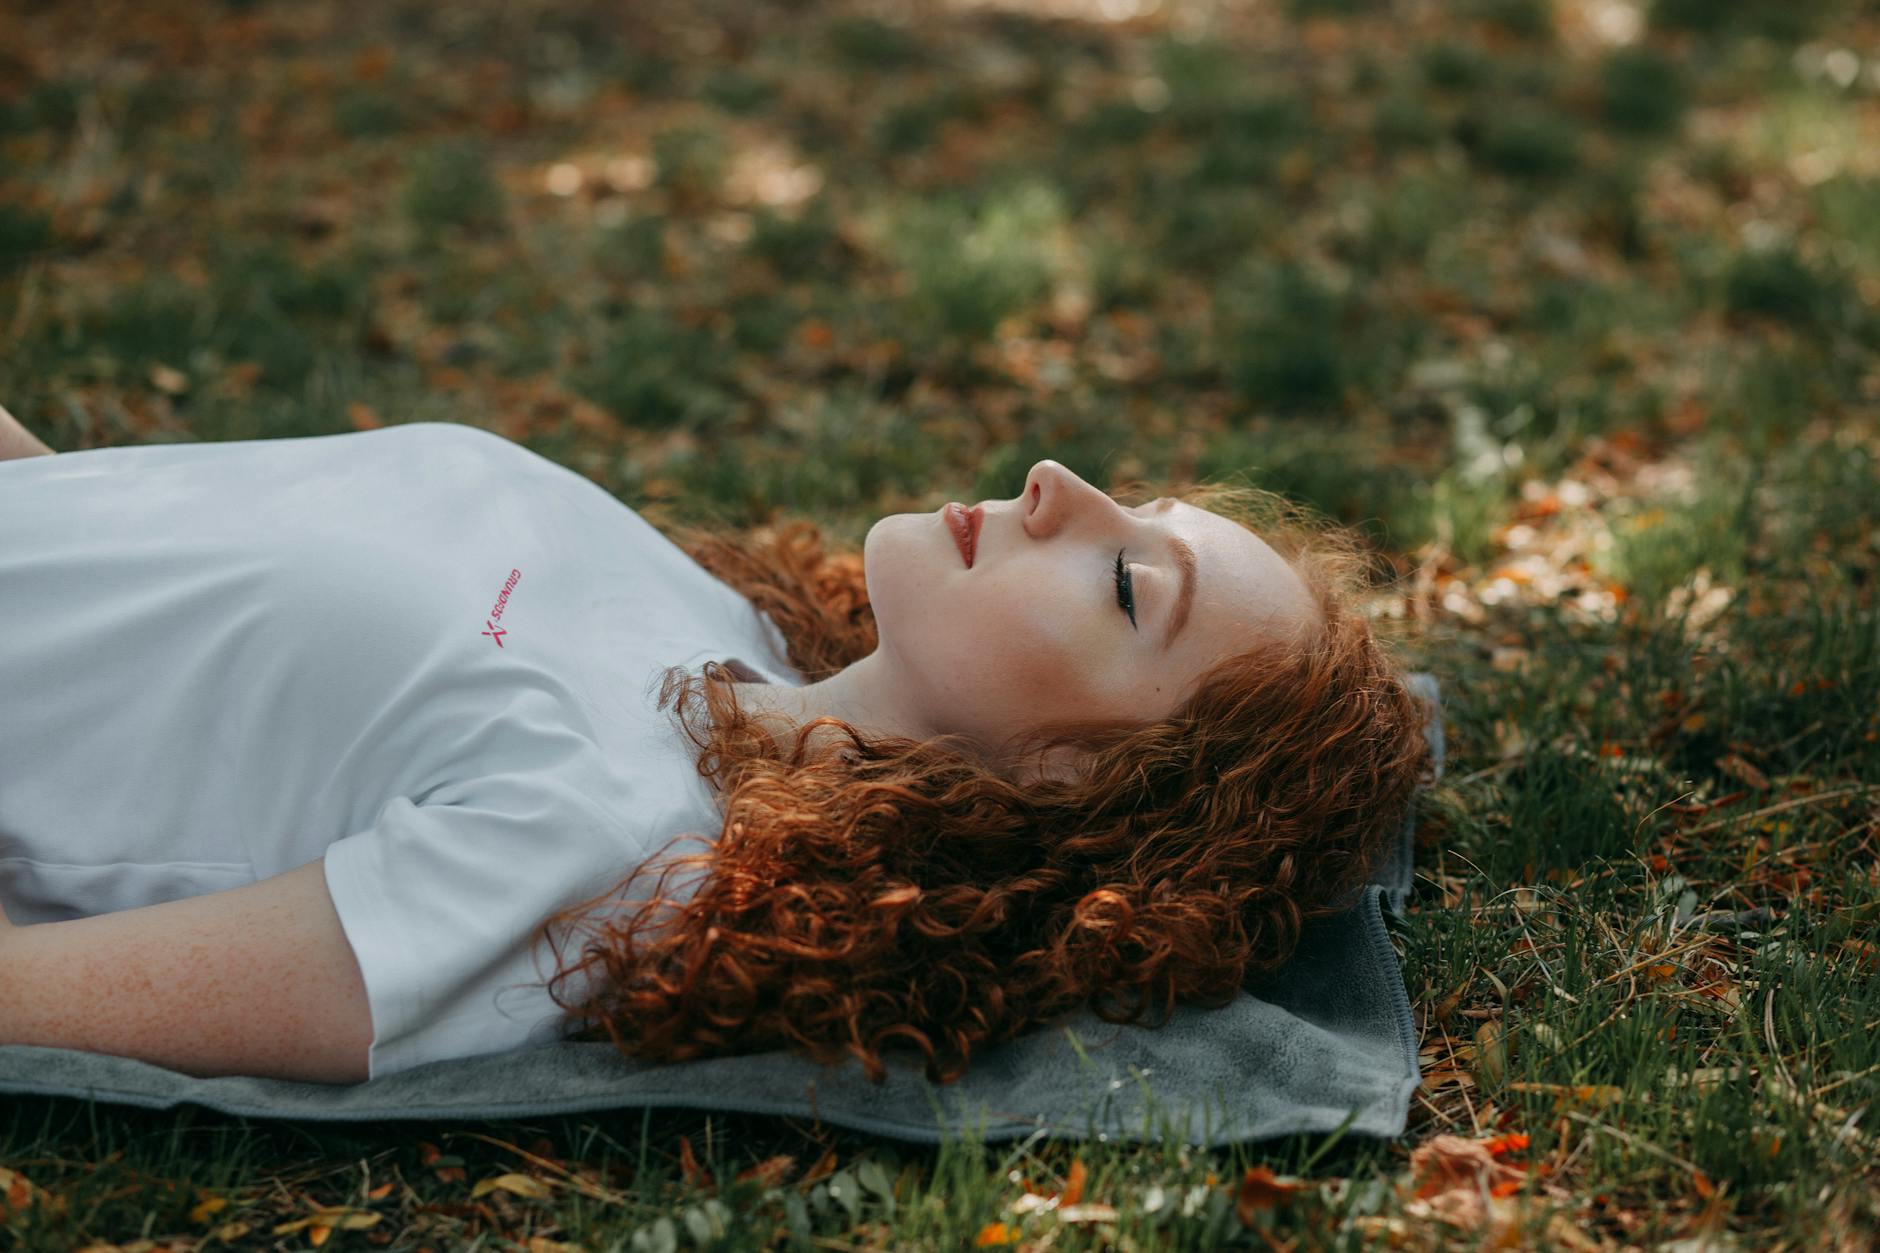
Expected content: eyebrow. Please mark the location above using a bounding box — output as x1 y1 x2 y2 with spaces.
1146 499 1196 652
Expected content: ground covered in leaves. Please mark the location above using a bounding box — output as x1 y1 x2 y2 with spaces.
2 0 1877 1248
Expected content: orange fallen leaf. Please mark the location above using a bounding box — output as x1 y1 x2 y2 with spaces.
0 1166 63 1220
1403 1133 1534 1238
974 1220 1017 1245
1059 1158 1086 1207
189 1194 229 1223
1236 1164 1308 1225
735 1154 797 1188
678 1136 713 1191
1407 1134 1527 1201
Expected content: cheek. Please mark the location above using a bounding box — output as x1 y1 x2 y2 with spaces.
947 582 1096 700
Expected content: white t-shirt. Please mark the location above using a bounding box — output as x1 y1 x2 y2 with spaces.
0 422 803 1080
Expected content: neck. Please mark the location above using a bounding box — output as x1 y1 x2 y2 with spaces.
726 649 944 759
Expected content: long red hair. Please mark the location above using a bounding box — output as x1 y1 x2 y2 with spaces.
532 479 1433 1084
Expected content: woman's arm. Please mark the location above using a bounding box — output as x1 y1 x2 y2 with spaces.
0 858 373 1084
0 402 57 460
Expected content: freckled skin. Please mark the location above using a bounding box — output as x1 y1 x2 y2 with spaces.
733 460 1319 779
0 859 372 1083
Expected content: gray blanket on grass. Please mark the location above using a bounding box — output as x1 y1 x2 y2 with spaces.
0 675 1443 1148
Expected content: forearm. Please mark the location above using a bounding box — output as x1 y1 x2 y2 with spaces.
0 402 56 460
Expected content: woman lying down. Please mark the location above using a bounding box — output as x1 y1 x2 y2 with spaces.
0 409 1431 1087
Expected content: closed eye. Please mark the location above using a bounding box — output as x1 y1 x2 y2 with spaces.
1113 548 1136 629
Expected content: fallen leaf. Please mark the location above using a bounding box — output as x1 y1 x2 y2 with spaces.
677 1136 713 1191
1473 1019 1509 1089
471 1173 555 1201
734 1154 797 1188
1235 1164 1308 1225
1420 1068 1476 1092
1403 1134 1530 1237
1715 753 1771 790
1505 1082 1622 1109
0 1167 64 1220
188 1194 229 1223
974 1220 1017 1245
1482 1133 1529 1157
798 1146 838 1188
1059 1158 1085 1207
1407 1134 1527 1200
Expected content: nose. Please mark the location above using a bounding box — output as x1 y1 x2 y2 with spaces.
1019 459 1116 538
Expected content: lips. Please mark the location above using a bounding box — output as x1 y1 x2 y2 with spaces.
944 502 981 568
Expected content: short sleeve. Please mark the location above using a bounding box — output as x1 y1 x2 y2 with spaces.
322 759 628 1081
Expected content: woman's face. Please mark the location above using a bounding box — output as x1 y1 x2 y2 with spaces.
862 459 1319 763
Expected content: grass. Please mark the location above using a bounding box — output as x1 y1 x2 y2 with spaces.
2 0 1877 1247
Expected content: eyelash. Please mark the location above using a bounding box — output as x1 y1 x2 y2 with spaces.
1113 548 1136 629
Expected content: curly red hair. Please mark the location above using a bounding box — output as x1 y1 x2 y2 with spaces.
532 480 1434 1084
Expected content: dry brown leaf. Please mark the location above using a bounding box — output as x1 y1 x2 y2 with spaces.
471 1173 555 1201
1406 1134 1528 1201
1421 1068 1476 1092
1235 1164 1309 1225
798 1146 838 1189
734 1154 797 1189
1715 753 1771 790
0 1167 65 1220
677 1136 713 1191
188 1194 229 1223
1505 1081 1623 1109
1473 1019 1509 1088
1403 1134 1531 1240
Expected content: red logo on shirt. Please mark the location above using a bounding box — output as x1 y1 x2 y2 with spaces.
482 568 522 647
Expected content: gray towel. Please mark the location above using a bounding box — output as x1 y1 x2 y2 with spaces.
0 674 1444 1148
